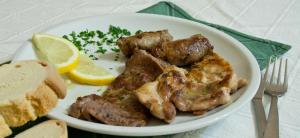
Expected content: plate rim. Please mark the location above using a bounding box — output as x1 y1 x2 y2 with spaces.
13 13 261 136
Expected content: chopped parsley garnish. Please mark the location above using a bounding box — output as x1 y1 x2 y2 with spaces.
111 47 120 53
114 53 120 61
62 35 69 40
96 47 107 54
135 30 143 35
108 25 131 38
62 25 141 61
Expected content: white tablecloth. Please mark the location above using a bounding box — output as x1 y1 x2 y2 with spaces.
0 0 299 137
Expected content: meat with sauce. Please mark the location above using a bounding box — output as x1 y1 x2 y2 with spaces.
68 94 99 119
69 93 148 126
173 52 247 114
70 30 248 125
152 34 214 66
135 66 187 122
135 52 247 121
110 50 169 90
187 52 247 92
117 30 173 57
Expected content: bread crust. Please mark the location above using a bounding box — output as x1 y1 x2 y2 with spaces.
50 120 68 138
0 60 67 131
27 82 59 118
0 98 37 127
15 120 68 138
0 115 11 138
42 61 66 99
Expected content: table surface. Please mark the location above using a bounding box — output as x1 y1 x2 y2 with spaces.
0 0 299 138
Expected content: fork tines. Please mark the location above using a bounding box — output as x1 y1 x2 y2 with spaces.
265 57 288 94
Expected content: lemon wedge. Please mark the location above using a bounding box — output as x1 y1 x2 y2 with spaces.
68 54 115 85
32 33 79 73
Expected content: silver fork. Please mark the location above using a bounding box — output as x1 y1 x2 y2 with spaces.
264 57 288 138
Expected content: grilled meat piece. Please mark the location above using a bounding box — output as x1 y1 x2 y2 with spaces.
117 31 213 66
171 83 232 113
69 92 148 126
136 52 247 121
110 50 169 90
69 50 169 126
81 98 146 126
172 52 247 114
135 66 187 123
187 52 247 92
82 89 148 126
69 94 99 119
152 34 214 66
117 30 173 57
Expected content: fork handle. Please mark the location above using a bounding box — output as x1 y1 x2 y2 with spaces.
264 96 279 138
252 99 266 138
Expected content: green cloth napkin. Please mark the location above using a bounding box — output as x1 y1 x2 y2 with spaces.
9 1 291 138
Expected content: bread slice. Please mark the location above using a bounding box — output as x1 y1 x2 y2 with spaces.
15 120 67 138
0 60 66 128
0 115 11 138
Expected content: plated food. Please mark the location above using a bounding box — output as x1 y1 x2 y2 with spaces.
11 14 260 136
68 30 247 126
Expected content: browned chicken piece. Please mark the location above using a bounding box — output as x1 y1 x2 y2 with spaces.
135 66 187 123
117 30 173 57
171 83 231 114
136 52 247 121
172 52 247 114
69 50 169 126
152 34 214 66
187 52 247 92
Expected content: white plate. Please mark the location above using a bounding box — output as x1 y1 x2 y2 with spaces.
13 13 260 136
